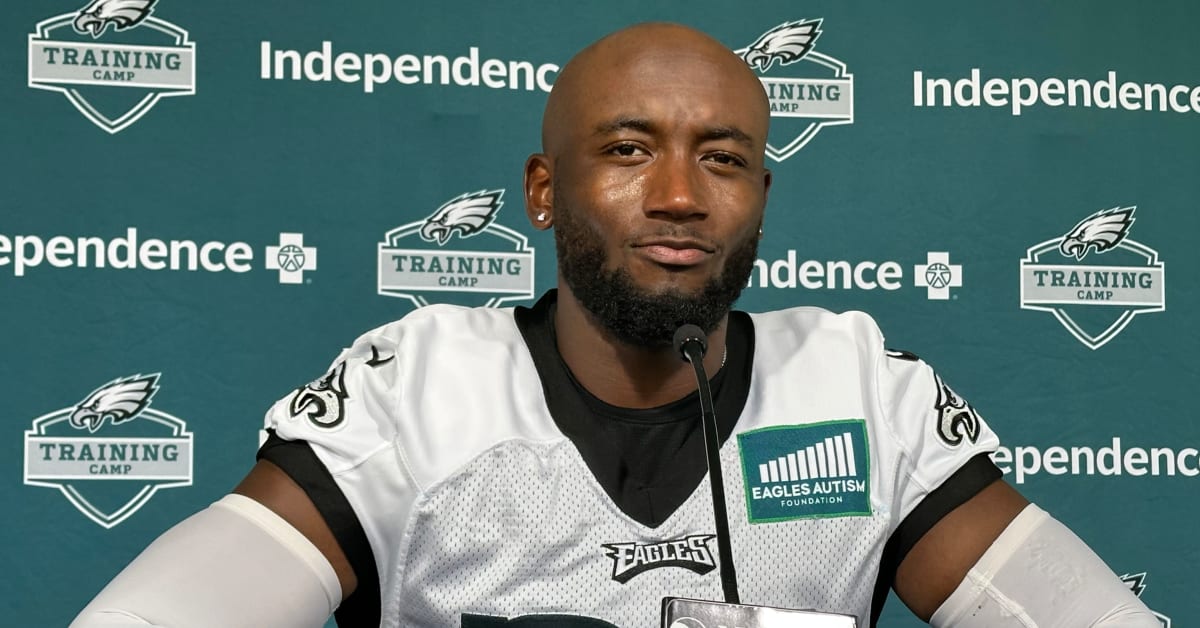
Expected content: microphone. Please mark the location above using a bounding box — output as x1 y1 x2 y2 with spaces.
662 325 858 628
672 324 708 364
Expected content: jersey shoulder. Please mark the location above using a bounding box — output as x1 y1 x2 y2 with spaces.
267 303 561 478
748 305 888 360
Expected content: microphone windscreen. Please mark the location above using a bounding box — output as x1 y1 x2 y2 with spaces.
672 324 708 361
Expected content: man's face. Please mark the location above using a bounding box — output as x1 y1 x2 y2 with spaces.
549 45 771 346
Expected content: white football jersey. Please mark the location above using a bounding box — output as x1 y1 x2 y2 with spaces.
262 296 1000 628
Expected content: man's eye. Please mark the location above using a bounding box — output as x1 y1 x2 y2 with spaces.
706 152 747 167
609 143 644 157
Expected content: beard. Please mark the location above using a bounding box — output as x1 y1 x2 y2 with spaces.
553 196 760 349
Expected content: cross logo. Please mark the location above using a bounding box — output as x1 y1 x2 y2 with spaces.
266 233 317 284
914 252 962 300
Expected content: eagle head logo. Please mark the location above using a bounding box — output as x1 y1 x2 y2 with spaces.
418 190 504 245
69 374 159 433
1058 206 1136 261
933 374 981 447
73 0 158 38
740 20 823 72
288 362 349 429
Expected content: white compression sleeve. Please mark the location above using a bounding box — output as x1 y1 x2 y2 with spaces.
930 504 1159 627
70 494 341 628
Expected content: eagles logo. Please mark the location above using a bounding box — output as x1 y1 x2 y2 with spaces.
740 20 822 72
289 362 349 429
933 374 981 447
1058 206 1136 261
73 0 158 38
602 535 717 584
418 190 504 245
69 374 159 433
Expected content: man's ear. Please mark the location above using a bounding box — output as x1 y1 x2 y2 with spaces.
524 154 553 230
759 168 772 239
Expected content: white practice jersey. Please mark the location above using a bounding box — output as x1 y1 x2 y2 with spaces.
261 296 1000 628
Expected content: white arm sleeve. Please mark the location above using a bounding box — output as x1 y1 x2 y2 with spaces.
70 494 340 628
930 504 1159 627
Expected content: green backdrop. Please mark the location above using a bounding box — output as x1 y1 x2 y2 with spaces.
4 1 1195 626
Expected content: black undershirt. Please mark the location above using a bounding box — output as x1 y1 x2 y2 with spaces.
513 290 755 528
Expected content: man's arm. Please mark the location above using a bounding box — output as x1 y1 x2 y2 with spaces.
894 478 1158 626
234 459 358 597
70 462 352 627
893 478 1027 618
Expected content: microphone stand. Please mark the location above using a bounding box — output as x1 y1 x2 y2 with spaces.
673 324 739 604
666 325 858 628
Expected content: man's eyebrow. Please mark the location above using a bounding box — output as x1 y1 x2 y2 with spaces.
591 117 755 147
592 116 656 136
697 125 754 147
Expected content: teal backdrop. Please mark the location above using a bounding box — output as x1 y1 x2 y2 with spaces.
3 1 1195 626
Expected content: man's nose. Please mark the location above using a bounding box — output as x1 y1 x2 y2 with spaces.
643 153 706 221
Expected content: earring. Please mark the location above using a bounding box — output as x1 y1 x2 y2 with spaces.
537 212 548 222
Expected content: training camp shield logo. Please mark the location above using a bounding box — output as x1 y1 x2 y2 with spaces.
23 374 194 528
738 419 871 523
28 0 195 133
602 535 717 584
377 189 535 308
1020 206 1165 349
735 20 854 161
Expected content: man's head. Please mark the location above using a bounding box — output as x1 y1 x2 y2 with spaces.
525 23 772 348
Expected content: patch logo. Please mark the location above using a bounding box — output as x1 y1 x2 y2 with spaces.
288 361 348 430
735 20 854 161
377 189 536 308
602 535 716 584
23 374 193 528
738 420 871 523
934 373 981 447
1020 206 1165 349
1121 572 1171 627
28 0 196 133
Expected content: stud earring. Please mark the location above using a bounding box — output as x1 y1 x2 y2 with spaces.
537 212 548 222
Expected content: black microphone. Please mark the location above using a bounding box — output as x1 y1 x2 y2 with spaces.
663 325 858 628
672 324 708 364
672 324 738 605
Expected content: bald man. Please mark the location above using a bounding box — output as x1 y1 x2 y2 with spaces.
72 24 1157 628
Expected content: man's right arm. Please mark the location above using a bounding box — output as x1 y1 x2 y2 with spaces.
69 461 352 628
233 459 358 598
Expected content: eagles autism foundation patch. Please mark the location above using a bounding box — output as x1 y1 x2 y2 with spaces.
738 419 871 523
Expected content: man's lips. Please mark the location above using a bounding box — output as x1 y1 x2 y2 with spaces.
632 238 716 267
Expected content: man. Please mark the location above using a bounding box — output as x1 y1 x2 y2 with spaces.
72 23 1157 628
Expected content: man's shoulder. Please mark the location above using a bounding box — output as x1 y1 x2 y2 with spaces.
746 304 886 349
389 301 516 328
355 303 520 350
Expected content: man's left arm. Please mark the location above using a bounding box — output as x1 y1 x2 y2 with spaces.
894 478 1159 626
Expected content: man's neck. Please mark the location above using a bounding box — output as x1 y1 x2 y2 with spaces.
553 287 729 409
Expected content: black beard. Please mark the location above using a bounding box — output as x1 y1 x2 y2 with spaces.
554 200 759 349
